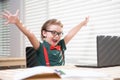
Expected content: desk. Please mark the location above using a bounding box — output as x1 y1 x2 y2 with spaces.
0 65 120 80
51 66 120 80
0 57 26 68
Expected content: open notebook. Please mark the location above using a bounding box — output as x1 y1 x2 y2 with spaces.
0 66 109 80
76 35 120 68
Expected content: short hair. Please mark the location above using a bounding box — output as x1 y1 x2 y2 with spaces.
41 19 63 40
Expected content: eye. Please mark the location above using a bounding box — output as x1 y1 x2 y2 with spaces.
52 31 57 35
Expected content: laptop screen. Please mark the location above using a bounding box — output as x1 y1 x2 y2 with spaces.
97 35 120 67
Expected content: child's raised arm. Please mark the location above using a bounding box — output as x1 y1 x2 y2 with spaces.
2 10 40 50
64 17 89 45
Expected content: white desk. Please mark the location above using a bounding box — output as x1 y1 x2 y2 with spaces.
51 66 120 80
0 57 26 68
0 65 120 80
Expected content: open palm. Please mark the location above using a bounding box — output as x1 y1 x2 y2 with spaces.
3 10 19 25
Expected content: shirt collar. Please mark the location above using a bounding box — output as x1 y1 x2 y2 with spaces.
43 40 60 47
43 40 51 48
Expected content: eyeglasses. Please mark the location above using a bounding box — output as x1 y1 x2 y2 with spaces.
45 30 63 36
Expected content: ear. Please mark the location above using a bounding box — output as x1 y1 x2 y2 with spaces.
42 30 47 38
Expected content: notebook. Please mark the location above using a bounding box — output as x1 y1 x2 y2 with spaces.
76 35 120 68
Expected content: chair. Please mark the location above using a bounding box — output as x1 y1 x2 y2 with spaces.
26 47 39 68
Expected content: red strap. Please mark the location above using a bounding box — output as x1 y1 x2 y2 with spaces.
43 46 50 66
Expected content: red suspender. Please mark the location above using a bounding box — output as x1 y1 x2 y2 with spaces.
43 46 50 66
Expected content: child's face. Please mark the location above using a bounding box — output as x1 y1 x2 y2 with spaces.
43 25 63 46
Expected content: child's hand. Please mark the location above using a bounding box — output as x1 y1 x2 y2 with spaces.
81 16 89 26
2 10 19 25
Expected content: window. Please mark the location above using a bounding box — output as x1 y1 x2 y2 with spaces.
0 0 10 56
24 0 48 46
24 0 120 65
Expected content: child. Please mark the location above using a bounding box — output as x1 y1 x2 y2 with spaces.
3 10 89 66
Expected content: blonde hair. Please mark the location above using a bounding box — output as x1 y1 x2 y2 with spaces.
41 19 63 40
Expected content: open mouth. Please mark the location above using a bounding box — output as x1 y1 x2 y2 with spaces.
52 39 58 44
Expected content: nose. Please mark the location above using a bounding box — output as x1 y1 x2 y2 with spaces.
54 34 60 38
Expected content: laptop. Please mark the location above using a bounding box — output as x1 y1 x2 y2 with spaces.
75 35 120 68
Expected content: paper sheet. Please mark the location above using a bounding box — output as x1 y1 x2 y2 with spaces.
55 69 110 78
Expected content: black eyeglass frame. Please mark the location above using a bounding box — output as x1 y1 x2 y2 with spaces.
45 29 63 36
